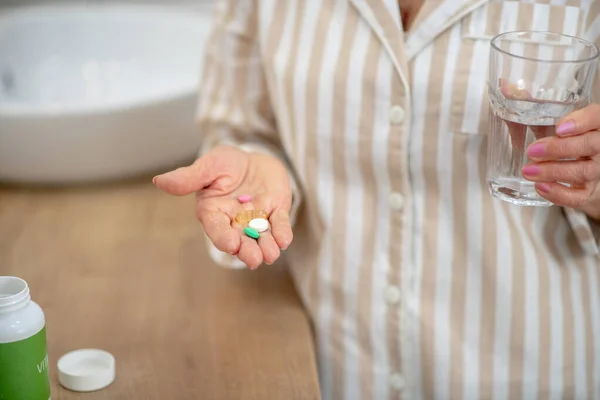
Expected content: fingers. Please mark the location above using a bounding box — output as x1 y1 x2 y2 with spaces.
555 104 600 137
257 232 281 265
268 208 294 250
505 120 527 156
153 156 214 196
201 210 266 269
236 207 289 268
534 181 598 208
530 125 555 140
527 130 600 161
234 207 290 268
234 228 281 269
199 210 241 255
498 82 551 146
199 207 285 269
237 236 264 270
522 159 600 184
236 201 291 268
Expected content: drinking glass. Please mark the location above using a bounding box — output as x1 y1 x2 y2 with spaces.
487 31 599 206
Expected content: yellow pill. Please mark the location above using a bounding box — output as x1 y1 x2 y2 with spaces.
234 209 268 224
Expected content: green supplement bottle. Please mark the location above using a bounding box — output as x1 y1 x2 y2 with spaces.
0 276 51 400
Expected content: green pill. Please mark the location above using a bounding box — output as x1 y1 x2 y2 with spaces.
243 226 260 239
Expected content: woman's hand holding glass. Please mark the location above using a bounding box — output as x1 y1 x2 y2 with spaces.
523 104 600 217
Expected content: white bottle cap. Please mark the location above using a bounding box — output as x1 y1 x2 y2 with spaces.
57 349 115 392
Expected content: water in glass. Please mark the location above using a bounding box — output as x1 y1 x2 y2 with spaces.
486 31 599 206
487 88 586 206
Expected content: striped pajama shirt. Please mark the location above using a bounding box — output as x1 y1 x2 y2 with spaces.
198 0 600 398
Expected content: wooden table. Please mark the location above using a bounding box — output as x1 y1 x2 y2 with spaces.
0 180 321 400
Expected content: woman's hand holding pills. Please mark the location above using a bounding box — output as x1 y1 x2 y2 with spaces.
153 145 294 269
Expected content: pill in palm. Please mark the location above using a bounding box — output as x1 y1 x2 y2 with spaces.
238 194 252 203
243 226 260 239
235 209 268 224
248 218 269 232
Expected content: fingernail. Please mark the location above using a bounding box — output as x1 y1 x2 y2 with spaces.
522 165 541 176
556 120 575 136
536 183 552 193
527 143 546 158
152 175 160 185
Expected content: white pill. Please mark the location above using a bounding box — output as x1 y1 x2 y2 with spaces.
248 218 269 232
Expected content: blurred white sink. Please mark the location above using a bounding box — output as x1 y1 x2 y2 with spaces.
0 3 213 184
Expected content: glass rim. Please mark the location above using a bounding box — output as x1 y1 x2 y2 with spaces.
490 30 600 64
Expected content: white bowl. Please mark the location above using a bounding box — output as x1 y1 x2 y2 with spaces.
0 4 213 184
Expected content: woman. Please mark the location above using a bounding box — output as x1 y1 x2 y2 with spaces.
155 0 600 398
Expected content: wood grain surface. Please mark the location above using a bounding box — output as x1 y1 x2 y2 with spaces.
0 180 321 400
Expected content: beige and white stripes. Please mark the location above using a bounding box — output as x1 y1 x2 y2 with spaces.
197 0 600 399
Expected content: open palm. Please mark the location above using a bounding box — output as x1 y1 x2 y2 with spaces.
153 146 293 269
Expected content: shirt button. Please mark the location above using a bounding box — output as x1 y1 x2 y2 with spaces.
384 285 401 304
389 192 404 211
389 105 405 125
390 372 405 390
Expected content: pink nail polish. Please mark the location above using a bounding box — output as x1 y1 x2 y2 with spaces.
536 183 552 193
238 194 252 203
556 120 575 136
527 143 546 158
522 165 540 176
